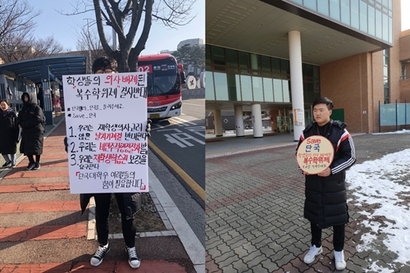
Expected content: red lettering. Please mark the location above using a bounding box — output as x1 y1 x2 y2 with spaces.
306 138 321 145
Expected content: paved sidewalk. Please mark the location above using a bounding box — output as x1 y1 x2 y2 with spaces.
0 114 204 273
205 132 410 273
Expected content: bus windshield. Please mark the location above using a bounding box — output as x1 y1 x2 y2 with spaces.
138 56 180 97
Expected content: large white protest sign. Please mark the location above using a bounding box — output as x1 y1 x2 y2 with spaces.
62 72 148 194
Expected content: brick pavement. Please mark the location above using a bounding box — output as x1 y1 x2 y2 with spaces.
0 116 195 273
205 133 410 273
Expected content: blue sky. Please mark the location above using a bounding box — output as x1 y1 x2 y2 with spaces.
31 0 205 54
402 0 410 31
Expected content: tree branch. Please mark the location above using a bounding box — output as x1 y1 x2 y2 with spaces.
92 0 114 57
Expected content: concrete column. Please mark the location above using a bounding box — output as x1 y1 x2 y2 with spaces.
288 30 305 141
251 103 263 138
213 109 223 137
234 105 244 137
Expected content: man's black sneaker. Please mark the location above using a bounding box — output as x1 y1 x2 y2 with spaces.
2 161 11 167
26 163 35 170
90 243 110 267
32 163 40 170
125 246 141 269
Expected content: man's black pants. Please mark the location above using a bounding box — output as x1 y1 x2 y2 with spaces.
311 222 345 251
94 193 136 247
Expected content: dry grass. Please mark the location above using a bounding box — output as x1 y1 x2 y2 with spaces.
107 193 166 233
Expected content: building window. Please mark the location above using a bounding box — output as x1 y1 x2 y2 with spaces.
329 0 340 21
214 72 228 101
263 78 274 102
252 76 264 101
340 0 350 25
238 51 249 69
205 71 215 100
375 9 382 39
273 79 283 102
383 49 390 104
283 80 290 102
359 0 368 33
401 63 406 80
368 6 375 36
240 75 253 101
351 0 359 29
207 45 320 105
288 0 392 43
304 0 317 11
226 49 238 68
211 46 225 66
235 75 242 101
227 74 237 101
317 0 329 16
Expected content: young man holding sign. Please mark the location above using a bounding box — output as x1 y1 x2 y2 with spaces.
296 97 356 270
65 57 151 269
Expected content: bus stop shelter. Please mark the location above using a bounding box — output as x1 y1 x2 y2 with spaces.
0 55 87 125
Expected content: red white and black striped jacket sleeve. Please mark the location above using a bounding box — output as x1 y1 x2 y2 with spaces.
331 129 356 174
295 133 306 173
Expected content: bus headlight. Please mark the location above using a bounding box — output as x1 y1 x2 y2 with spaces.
170 101 182 110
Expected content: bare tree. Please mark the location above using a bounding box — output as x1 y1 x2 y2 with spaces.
0 0 40 44
76 19 106 70
0 0 66 63
76 20 103 52
0 32 66 63
67 0 197 72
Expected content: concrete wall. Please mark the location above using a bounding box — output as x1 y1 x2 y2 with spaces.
400 30 410 62
400 78 410 102
390 0 404 103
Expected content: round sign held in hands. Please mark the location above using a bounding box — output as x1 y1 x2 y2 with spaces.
296 135 334 175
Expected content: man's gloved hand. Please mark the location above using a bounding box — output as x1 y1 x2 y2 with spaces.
146 119 152 138
64 137 68 152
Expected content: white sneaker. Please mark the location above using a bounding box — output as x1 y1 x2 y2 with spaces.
90 243 110 266
125 246 141 269
303 245 323 264
334 250 346 270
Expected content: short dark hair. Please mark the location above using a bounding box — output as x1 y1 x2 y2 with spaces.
312 97 334 110
92 57 117 73
0 99 10 106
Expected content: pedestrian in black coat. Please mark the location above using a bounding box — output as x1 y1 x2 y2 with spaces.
0 99 19 168
296 97 356 270
17 92 45 170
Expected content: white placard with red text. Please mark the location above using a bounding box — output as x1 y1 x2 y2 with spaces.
296 135 334 175
62 72 148 193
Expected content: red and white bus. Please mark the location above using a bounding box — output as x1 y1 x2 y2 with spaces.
138 53 185 119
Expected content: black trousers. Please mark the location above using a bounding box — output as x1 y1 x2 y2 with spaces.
94 193 136 247
27 154 41 163
311 222 345 251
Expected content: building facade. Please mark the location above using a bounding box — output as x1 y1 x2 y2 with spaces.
400 29 410 102
177 38 205 50
206 0 404 139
